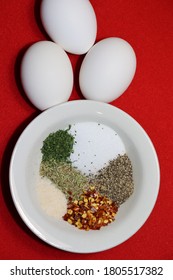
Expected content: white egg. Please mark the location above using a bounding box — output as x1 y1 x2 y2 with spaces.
40 0 97 55
21 41 73 111
79 37 137 102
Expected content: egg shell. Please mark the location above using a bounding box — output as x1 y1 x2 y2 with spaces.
79 37 137 102
40 0 97 55
21 41 73 111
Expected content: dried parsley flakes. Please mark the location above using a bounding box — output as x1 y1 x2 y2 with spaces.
41 125 74 163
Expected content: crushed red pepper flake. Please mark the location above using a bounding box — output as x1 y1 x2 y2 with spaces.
63 186 118 230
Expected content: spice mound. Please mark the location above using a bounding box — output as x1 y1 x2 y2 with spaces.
41 125 74 163
92 154 134 206
40 160 88 200
63 187 118 230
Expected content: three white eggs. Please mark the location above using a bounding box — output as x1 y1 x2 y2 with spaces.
20 0 137 110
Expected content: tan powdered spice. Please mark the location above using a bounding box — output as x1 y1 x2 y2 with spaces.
36 177 67 219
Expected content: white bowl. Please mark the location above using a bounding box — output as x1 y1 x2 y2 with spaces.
9 100 160 253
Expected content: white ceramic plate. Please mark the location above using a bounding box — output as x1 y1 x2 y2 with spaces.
9 100 160 253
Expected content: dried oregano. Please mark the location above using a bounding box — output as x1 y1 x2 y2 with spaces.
40 159 89 200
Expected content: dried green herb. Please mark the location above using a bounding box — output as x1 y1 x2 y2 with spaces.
41 125 74 163
40 159 89 200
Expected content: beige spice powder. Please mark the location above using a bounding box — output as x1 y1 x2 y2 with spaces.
36 177 67 219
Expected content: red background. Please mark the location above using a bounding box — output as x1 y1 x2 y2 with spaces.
0 0 173 260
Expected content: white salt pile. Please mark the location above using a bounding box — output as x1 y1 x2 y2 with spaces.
69 122 126 175
36 177 67 219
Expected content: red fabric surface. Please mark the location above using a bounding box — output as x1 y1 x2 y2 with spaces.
0 0 173 260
